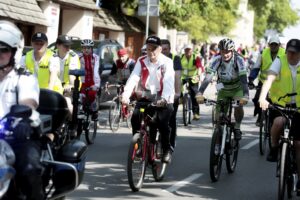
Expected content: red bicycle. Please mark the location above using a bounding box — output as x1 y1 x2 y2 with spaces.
105 83 134 133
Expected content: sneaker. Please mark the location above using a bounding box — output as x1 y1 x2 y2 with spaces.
234 129 242 140
267 147 278 162
162 150 172 163
193 114 200 120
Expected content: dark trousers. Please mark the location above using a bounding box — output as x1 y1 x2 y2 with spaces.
183 79 199 115
252 81 263 117
169 97 179 149
4 140 44 200
131 103 174 152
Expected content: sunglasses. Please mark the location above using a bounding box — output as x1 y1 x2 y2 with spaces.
0 47 11 54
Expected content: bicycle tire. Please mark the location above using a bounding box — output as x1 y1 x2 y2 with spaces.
109 99 121 133
259 112 267 155
127 133 147 192
151 133 167 182
225 126 239 173
187 96 192 124
211 105 216 125
278 142 288 200
209 124 223 182
182 96 189 126
85 114 97 145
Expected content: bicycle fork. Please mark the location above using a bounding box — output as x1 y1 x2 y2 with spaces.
220 125 227 155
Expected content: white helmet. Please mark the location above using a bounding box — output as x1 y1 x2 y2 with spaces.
81 39 94 47
0 21 24 67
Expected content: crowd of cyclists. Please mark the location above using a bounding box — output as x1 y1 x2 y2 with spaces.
1 17 300 198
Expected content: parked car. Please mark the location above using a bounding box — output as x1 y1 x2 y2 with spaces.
48 37 123 104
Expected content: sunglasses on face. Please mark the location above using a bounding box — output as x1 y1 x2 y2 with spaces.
0 47 11 54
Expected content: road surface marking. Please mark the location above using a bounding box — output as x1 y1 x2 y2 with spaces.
241 139 259 150
163 173 203 193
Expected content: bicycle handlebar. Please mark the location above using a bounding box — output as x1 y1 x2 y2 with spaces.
204 98 240 107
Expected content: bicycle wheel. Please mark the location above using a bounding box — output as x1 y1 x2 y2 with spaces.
85 114 97 145
209 124 223 182
187 96 192 124
109 98 121 133
127 133 147 192
259 112 267 155
225 126 239 173
126 105 134 129
151 133 167 182
211 105 216 125
182 95 189 126
278 143 288 200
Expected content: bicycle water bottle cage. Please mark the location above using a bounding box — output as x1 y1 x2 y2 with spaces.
69 69 85 77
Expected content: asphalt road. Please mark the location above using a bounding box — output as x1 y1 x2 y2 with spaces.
66 87 284 200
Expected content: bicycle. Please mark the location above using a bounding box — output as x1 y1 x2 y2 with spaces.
65 69 98 145
105 82 134 133
127 101 167 192
248 83 272 155
181 77 193 126
268 93 300 199
259 108 272 155
205 98 240 182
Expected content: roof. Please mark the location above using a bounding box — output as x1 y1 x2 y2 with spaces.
0 0 48 26
49 0 98 10
94 8 150 33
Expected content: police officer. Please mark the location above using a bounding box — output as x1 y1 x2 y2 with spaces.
20 32 62 94
0 20 44 200
53 35 80 115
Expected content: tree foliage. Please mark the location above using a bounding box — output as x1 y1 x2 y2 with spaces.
101 0 299 41
248 0 299 38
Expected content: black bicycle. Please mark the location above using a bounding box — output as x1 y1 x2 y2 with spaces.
205 98 240 182
181 77 193 126
269 93 300 200
127 101 167 192
259 108 272 155
65 69 98 145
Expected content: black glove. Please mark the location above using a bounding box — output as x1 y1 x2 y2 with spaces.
12 119 33 141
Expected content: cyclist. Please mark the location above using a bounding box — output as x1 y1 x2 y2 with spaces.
249 35 285 126
196 38 249 140
121 36 175 163
20 32 62 94
53 35 80 115
79 39 100 120
0 20 44 199
181 44 204 120
161 39 182 150
259 39 300 168
110 48 135 85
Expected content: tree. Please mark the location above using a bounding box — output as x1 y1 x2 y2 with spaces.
100 0 299 41
248 0 299 38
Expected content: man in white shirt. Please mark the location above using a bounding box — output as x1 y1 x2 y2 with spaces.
122 36 175 163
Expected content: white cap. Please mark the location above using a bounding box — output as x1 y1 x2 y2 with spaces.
184 44 193 50
268 35 280 44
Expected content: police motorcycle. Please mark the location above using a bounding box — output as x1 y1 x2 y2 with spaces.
0 88 88 199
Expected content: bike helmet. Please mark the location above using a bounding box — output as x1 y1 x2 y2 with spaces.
81 39 94 47
0 20 24 68
218 38 235 51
